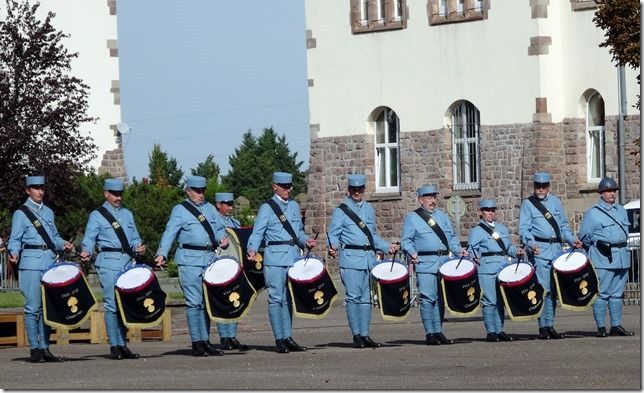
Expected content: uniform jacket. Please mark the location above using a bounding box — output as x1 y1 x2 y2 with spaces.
217 212 240 229
467 220 520 274
578 199 630 269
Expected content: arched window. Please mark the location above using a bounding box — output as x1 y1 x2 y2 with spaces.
450 101 480 191
372 107 400 193
586 91 605 182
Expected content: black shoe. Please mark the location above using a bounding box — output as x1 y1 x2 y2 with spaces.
275 339 290 354
597 327 607 337
41 348 63 362
436 333 454 344
229 337 249 351
191 341 209 357
486 333 499 342
119 345 140 359
360 336 382 348
548 327 565 339
610 325 635 336
29 348 45 363
497 332 515 342
538 327 550 340
352 335 365 348
220 337 234 350
204 341 225 356
284 337 307 351
426 334 441 346
110 346 124 360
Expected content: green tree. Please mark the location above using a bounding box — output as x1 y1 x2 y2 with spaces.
0 0 97 214
56 172 110 239
148 144 183 188
191 154 220 180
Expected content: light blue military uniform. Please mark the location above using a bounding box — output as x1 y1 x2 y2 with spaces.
214 192 242 340
156 176 226 345
519 172 578 331
328 174 391 340
8 176 66 351
467 199 521 336
578 181 631 331
247 172 309 342
401 185 461 337
81 179 142 349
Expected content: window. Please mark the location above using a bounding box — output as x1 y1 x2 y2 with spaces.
372 107 400 193
450 101 480 191
351 0 406 33
359 0 369 26
429 0 489 25
394 0 404 21
586 91 605 182
377 0 386 22
438 0 447 16
456 0 465 14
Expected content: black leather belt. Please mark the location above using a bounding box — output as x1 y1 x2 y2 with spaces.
600 241 628 248
267 240 295 246
344 244 373 251
23 244 49 250
481 251 506 257
99 247 128 253
534 236 561 244
180 244 217 251
417 250 449 256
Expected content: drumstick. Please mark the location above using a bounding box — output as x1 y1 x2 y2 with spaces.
565 234 587 261
455 244 472 271
389 249 398 272
303 232 319 267
325 231 334 259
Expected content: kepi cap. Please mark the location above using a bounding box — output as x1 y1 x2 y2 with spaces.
215 192 234 203
533 172 551 184
103 178 124 192
25 176 45 187
273 172 292 184
417 184 438 196
348 174 366 188
479 199 497 210
186 176 207 189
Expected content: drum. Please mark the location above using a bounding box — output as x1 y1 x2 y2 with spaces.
115 264 167 328
219 227 265 292
371 260 411 321
203 256 257 322
41 262 97 330
439 257 481 316
497 262 544 321
552 251 598 310
287 257 338 319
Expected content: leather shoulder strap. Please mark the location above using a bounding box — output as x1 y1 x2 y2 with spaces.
338 203 375 250
18 205 57 251
528 195 562 242
414 208 450 251
477 223 507 254
181 201 218 247
266 199 301 248
593 206 629 239
97 206 134 257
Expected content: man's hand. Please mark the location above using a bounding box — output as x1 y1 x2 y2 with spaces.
80 251 91 262
247 250 257 262
154 255 166 268
306 238 317 249
458 248 467 257
63 241 73 252
572 238 583 249
388 243 400 254
328 246 337 257
220 237 229 249
516 248 526 259
8 253 18 265
135 244 146 255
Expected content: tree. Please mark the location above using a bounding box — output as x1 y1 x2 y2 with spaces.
0 0 97 214
191 154 220 180
222 127 306 209
148 143 183 188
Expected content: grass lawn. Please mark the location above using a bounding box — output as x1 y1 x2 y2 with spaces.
0 291 185 309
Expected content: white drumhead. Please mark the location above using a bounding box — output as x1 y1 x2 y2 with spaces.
552 251 587 272
288 257 324 281
498 263 532 283
439 258 476 277
42 264 80 284
372 261 407 281
116 266 153 290
203 257 240 285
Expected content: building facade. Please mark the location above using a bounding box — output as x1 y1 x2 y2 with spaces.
303 0 640 261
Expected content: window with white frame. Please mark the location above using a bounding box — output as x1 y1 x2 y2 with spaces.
438 0 447 15
450 101 480 191
377 0 386 22
359 0 369 26
586 91 605 182
457 0 465 14
351 0 406 33
373 107 400 193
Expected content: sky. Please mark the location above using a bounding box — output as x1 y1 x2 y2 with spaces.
116 1 310 181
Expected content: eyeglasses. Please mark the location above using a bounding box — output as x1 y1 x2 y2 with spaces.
220 201 234 206
534 183 550 189
348 186 366 193
191 187 206 194
276 183 293 190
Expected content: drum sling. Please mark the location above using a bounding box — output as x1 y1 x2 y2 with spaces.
414 208 450 252
477 223 508 256
528 196 562 243
266 199 303 251
97 207 135 258
338 204 376 251
181 201 219 247
18 205 59 255
591 206 629 263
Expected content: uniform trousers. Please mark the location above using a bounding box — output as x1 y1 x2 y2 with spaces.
96 267 128 346
340 268 372 336
593 268 629 328
534 258 557 328
416 272 445 334
264 266 293 340
479 272 505 333
178 265 211 342
19 269 50 350
216 322 238 338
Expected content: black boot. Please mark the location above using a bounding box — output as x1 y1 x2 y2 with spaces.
284 337 307 351
360 336 382 348
220 337 234 350
275 339 290 354
119 345 140 359
229 337 249 351
486 332 499 342
204 341 225 356
426 334 441 346
610 325 635 336
538 327 550 340
597 327 607 337
436 332 454 344
352 335 365 348
29 348 45 363
110 346 123 360
497 332 515 342
191 341 209 357
548 326 565 339
41 347 63 362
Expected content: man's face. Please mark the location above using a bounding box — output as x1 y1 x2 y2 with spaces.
419 194 438 210
26 185 45 203
534 182 550 199
480 208 496 222
216 200 234 216
600 189 618 205
348 186 365 202
186 187 206 204
104 190 123 207
272 183 292 200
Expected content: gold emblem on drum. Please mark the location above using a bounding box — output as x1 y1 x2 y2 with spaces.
402 289 409 304
255 254 263 270
467 287 476 301
143 298 155 313
527 290 537 305
579 280 588 295
67 296 78 313
314 291 324 305
229 292 241 307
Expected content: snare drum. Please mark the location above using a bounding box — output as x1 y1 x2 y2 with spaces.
497 262 544 321
371 260 411 321
439 257 481 316
552 251 598 310
115 264 167 328
219 227 265 292
41 262 97 330
288 257 338 319
203 256 257 322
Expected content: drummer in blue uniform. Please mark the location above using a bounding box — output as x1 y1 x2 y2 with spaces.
80 178 146 360
519 172 582 340
467 199 524 342
401 184 465 345
578 177 634 337
154 176 229 357
247 172 317 353
328 174 399 349
8 175 72 362
213 192 249 351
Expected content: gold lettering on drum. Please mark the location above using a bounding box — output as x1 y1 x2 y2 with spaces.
314 291 324 305
143 298 155 313
229 292 241 307
67 296 78 313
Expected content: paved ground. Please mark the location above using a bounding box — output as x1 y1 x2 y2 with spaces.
0 288 640 390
